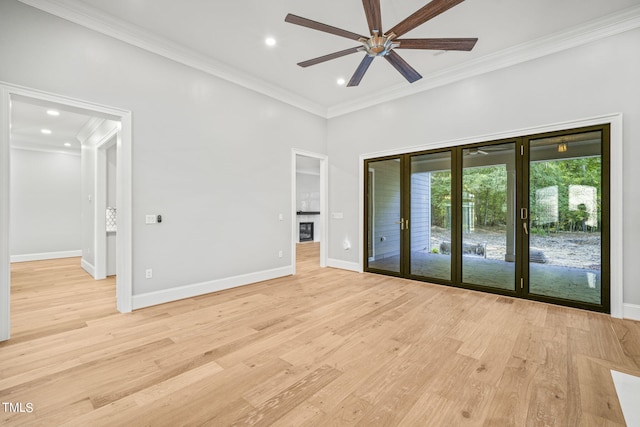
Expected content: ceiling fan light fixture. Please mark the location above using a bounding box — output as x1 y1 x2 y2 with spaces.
336 77 346 86
264 37 276 47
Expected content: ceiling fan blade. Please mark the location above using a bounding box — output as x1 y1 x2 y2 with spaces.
347 55 375 87
388 0 465 38
362 0 383 34
396 38 478 51
297 47 363 68
285 14 366 41
384 51 422 83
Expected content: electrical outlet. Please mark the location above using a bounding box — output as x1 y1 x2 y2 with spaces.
278 250 283 258
145 268 153 279
146 215 157 224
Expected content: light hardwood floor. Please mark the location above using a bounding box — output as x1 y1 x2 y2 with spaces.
1 244 640 426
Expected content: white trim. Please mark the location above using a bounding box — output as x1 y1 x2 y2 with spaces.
326 258 361 273
292 149 329 273
80 258 95 277
17 1 640 119
358 113 624 317
623 304 640 322
9 145 80 156
0 87 10 341
11 250 82 263
132 266 293 310
0 82 133 344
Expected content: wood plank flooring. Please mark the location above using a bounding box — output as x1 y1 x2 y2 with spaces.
1 243 640 426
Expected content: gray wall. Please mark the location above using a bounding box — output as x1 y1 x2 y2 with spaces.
0 1 326 296
10 148 81 256
327 28 640 306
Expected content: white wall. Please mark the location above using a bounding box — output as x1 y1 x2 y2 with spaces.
0 1 326 302
327 29 640 307
10 148 81 259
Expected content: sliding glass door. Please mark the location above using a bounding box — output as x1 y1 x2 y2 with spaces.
525 129 609 308
408 151 453 282
363 125 609 313
461 143 517 291
365 157 402 275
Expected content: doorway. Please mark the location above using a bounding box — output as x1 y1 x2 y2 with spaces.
0 84 133 342
291 149 328 273
364 125 610 313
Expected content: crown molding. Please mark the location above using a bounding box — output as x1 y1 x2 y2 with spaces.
75 116 104 144
327 4 640 118
18 0 328 118
10 141 80 156
18 1 640 120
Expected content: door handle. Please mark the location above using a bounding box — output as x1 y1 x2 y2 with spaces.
394 218 405 230
523 222 529 235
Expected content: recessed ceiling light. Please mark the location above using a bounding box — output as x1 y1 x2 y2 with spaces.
265 37 276 47
41 129 52 135
337 78 346 86
64 142 71 147
46 109 60 116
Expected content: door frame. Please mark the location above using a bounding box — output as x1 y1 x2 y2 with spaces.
95 129 119 280
291 149 328 273
358 113 623 318
0 82 133 341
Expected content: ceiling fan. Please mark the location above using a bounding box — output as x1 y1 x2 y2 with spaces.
285 0 477 87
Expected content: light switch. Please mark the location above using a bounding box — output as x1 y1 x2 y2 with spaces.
331 212 344 219
145 215 157 224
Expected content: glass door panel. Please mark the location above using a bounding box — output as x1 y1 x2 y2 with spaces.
462 143 516 290
409 151 452 281
528 131 603 304
366 158 402 274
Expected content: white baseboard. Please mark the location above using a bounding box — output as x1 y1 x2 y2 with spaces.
132 265 294 310
10 250 82 263
81 258 96 278
327 258 362 273
623 303 640 321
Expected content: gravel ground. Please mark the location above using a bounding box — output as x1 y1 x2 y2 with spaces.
430 226 601 270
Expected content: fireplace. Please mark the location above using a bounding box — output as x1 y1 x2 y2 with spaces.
299 222 314 242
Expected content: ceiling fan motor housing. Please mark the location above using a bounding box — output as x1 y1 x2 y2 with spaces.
359 32 399 57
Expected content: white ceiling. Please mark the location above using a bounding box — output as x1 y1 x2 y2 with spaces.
17 0 640 117
10 97 95 154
